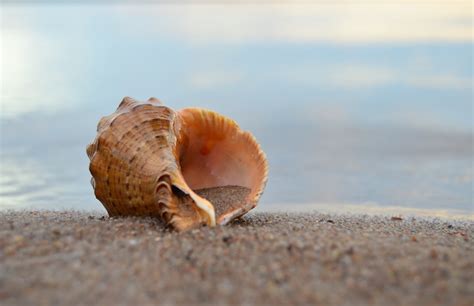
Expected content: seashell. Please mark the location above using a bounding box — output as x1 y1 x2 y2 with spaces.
86 97 268 231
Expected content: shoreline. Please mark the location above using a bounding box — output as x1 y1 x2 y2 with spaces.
2 203 472 222
1 210 473 305
261 204 474 222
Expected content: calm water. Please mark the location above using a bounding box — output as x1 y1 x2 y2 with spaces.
1 3 472 217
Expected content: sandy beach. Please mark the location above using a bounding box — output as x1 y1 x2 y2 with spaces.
1 210 472 306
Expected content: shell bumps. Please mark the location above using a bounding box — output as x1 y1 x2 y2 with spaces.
86 97 268 231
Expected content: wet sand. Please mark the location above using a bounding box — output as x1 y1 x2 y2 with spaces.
1 210 473 306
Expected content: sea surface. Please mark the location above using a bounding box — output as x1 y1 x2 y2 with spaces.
1 3 472 217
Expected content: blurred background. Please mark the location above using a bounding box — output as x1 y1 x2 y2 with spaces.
0 1 472 216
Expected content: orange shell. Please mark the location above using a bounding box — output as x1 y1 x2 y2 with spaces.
86 97 268 231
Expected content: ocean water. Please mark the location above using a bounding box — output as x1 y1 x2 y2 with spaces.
1 3 472 217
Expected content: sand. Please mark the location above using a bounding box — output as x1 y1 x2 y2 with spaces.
195 186 251 220
0 210 473 306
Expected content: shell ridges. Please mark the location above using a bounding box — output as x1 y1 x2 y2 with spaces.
87 97 268 231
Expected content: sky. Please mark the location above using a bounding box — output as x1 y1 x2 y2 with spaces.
0 2 472 216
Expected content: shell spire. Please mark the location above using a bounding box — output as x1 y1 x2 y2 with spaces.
87 97 268 231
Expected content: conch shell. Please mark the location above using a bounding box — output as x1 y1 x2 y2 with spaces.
86 97 268 231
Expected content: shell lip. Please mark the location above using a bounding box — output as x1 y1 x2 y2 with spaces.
185 189 217 227
168 175 216 227
217 202 256 225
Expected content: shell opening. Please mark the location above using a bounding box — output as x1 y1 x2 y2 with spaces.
178 109 268 224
